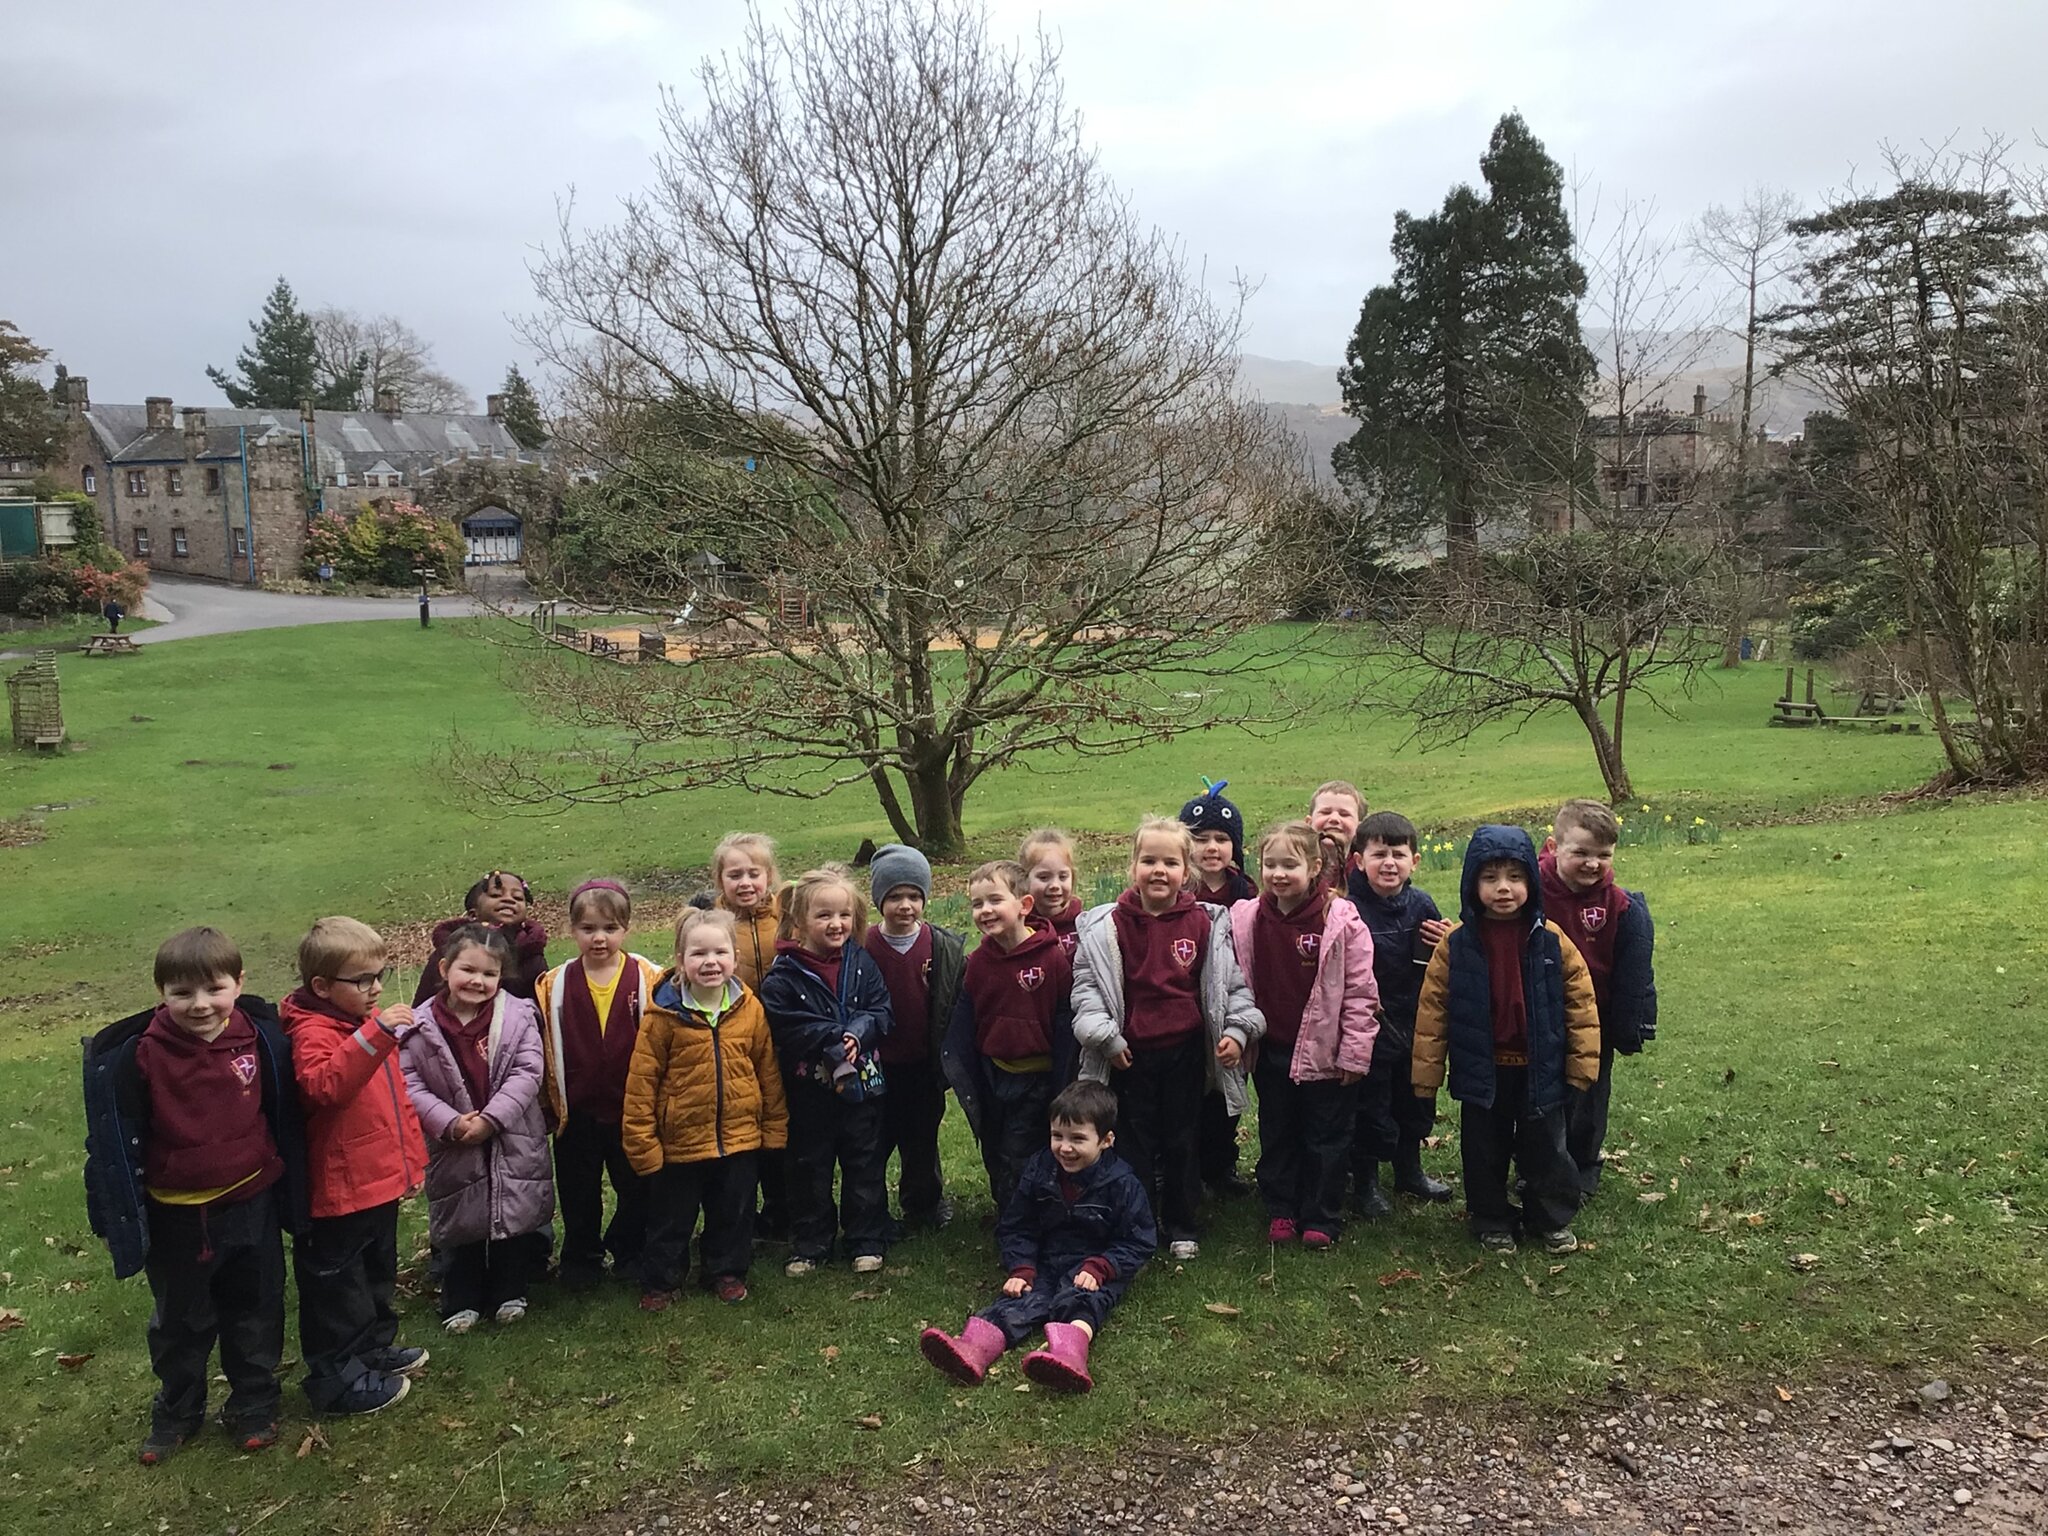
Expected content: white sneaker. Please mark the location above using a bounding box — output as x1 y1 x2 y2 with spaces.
493 1298 528 1325
851 1254 884 1274
443 1309 480 1335
1169 1240 1200 1261
784 1258 817 1278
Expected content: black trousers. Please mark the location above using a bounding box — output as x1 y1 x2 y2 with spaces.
878 1060 947 1219
144 1195 285 1434
982 1066 1055 1214
1353 1032 1436 1175
1111 1036 1206 1244
756 1148 789 1237
1198 1089 1241 1183
977 1280 1117 1346
786 1081 890 1262
1252 1049 1356 1234
442 1230 547 1319
642 1152 758 1289
554 1112 647 1272
294 1200 400 1409
1460 1067 1579 1236
1564 1044 1617 1198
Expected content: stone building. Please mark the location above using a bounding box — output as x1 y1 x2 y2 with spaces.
49 376 554 583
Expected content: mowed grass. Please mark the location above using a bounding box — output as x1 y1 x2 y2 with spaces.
2 620 2041 1536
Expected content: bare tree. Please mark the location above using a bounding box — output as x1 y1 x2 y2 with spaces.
1369 196 1724 800
478 0 1304 855
311 309 474 413
1692 185 1802 663
1773 140 2048 787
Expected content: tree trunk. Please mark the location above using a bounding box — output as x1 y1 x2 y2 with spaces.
1576 697 1633 801
905 753 966 859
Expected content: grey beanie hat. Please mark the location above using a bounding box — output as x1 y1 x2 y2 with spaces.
869 843 932 902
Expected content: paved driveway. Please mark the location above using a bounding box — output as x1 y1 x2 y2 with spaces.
131 575 497 643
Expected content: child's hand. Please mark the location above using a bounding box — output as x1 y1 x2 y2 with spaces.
1071 1269 1100 1293
379 1002 416 1038
1002 1276 1031 1297
1419 919 1451 947
1215 1037 1242 1069
841 1033 861 1064
452 1112 491 1144
1113 1048 1134 1070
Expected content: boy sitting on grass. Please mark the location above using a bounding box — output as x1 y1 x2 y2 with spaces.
1411 827 1599 1255
84 927 308 1464
919 1080 1155 1394
1539 798 1658 1203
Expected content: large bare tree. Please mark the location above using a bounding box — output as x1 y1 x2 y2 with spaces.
311 309 474 413
489 0 1302 855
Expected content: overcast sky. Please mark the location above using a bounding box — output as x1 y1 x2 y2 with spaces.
6 0 2044 407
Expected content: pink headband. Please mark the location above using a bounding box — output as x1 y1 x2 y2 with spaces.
571 879 629 900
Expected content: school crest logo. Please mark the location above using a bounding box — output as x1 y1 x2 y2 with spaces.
1171 937 1198 969
1018 967 1045 992
1581 906 1608 934
1296 932 1321 962
230 1054 258 1087
1058 933 1077 956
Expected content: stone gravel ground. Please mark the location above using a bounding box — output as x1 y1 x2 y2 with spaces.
556 1349 2048 1536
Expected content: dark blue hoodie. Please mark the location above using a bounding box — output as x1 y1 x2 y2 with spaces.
1346 870 1443 1049
1427 825 1595 1113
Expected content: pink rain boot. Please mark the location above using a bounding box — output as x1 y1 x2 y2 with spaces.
919 1316 1006 1386
1020 1320 1094 1393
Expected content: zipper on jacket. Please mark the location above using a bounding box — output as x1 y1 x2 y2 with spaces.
712 1018 726 1157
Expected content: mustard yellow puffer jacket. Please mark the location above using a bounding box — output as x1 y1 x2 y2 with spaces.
620 972 788 1172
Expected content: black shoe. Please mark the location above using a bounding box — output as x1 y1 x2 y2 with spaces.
224 1416 279 1453
363 1345 429 1376
1391 1157 1453 1203
1352 1182 1394 1221
559 1260 605 1292
904 1198 955 1233
326 1370 411 1416
138 1422 199 1466
1206 1172 1254 1200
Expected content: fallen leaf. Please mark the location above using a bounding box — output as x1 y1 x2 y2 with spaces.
848 1288 884 1303
854 1413 883 1430
1788 1253 1822 1272
56 1352 92 1371
1637 1191 1668 1204
295 1424 330 1459
1775 1385 1794 1402
1376 1269 1421 1288
1203 1303 1241 1318
821 1345 840 1363
0 1308 24 1331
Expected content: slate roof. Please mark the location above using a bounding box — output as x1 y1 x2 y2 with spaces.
81 405 543 479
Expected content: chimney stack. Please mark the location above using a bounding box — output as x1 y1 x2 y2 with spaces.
374 388 400 415
146 396 174 431
1693 384 1707 419
486 393 506 421
183 408 208 456
60 375 90 415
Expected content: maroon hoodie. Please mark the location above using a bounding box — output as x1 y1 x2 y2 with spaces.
134 1008 284 1202
865 924 933 1066
778 938 845 999
1042 903 1079 959
1111 887 1208 1048
963 921 1071 1060
1538 850 1629 1013
1249 889 1326 1049
1479 917 1529 1063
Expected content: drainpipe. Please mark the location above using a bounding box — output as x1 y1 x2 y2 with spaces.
239 428 257 586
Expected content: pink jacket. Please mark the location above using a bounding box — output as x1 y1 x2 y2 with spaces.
1229 896 1381 1084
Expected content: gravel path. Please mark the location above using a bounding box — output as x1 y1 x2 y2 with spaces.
563 1353 2048 1535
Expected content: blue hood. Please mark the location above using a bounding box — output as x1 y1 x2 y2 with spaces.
1457 825 1544 929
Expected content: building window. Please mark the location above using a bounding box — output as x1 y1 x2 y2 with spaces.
166 468 184 495
205 466 223 493
82 467 97 493
126 469 148 496
133 528 151 556
233 526 249 557
171 527 189 557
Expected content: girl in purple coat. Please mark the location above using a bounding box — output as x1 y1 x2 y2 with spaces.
401 925 556 1333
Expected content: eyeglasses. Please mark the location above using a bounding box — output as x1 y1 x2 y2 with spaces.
333 967 391 990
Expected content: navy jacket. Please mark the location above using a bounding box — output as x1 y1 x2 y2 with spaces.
757 945 895 1091
1604 893 1658 1054
81 996 309 1280
1412 827 1599 1114
996 1147 1156 1301
1346 871 1444 1050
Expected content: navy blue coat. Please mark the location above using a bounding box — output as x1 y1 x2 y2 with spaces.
1411 827 1600 1114
757 945 894 1091
1347 871 1444 1050
81 997 309 1280
1604 893 1658 1054
996 1147 1156 1300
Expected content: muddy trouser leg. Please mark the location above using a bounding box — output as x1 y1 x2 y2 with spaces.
1518 1098 1581 1234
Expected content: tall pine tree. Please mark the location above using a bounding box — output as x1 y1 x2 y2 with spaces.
1336 113 1593 569
497 365 548 449
207 278 364 409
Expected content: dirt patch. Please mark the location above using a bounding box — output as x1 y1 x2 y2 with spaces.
555 1351 2048 1536
0 816 46 849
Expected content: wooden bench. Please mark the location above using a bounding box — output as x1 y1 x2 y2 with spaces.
84 635 141 656
1768 668 1825 727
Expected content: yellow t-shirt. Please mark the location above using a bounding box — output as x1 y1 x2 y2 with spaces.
586 968 622 1035
148 1167 267 1206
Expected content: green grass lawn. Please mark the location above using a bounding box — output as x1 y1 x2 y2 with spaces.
1 620 2040 1536
0 613 158 655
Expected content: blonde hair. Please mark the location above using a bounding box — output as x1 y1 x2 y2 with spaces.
1308 780 1368 819
1256 819 1322 870
968 859 1030 898
713 831 780 889
1554 797 1620 847
298 915 385 986
1018 827 1077 873
674 907 739 961
778 865 868 945
1130 816 1195 870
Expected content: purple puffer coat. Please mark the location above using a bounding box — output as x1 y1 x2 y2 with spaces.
401 993 556 1247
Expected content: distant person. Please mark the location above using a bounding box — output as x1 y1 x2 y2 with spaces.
1411 827 1599 1256
102 598 125 634
82 927 307 1464
1539 800 1658 1202
918 1081 1155 1393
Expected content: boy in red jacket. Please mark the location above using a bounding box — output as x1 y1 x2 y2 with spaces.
282 916 429 1416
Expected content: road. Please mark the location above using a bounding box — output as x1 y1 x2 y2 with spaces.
128 574 497 643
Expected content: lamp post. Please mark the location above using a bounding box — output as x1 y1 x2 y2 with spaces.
414 565 431 628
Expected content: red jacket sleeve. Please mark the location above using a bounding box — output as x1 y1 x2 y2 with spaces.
294 1015 401 1109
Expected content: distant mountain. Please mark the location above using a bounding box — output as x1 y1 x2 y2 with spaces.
1234 355 1345 408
